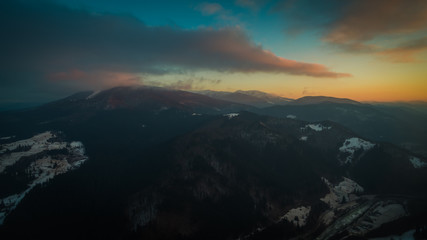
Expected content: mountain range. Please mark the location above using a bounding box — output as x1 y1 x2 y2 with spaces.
196 90 292 108
201 89 427 157
1 86 426 239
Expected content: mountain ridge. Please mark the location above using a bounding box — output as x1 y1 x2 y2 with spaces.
291 96 362 105
1 86 427 239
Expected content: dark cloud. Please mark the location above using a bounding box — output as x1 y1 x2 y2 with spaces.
0 0 349 76
377 37 427 63
0 0 349 102
273 0 343 35
323 0 427 44
275 0 427 58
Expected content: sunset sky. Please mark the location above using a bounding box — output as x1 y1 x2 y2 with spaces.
1 0 427 104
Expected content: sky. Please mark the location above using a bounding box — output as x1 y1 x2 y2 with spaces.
1 0 426 105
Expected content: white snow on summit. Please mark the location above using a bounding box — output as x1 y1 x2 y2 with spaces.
286 114 296 119
339 137 375 164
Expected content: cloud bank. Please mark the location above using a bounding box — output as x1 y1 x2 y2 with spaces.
0 0 349 92
276 0 427 62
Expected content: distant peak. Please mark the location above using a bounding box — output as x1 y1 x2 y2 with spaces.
195 89 292 107
293 96 361 105
235 90 292 100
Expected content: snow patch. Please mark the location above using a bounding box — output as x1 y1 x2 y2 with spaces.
321 177 364 209
0 132 60 172
349 201 407 236
280 206 311 227
0 132 88 225
409 156 426 168
223 113 239 119
192 113 202 116
70 141 85 155
322 211 335 225
300 136 308 141
301 124 331 132
339 137 375 164
286 115 296 119
0 136 15 140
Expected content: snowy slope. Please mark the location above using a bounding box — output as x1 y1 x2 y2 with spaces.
0 132 88 224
